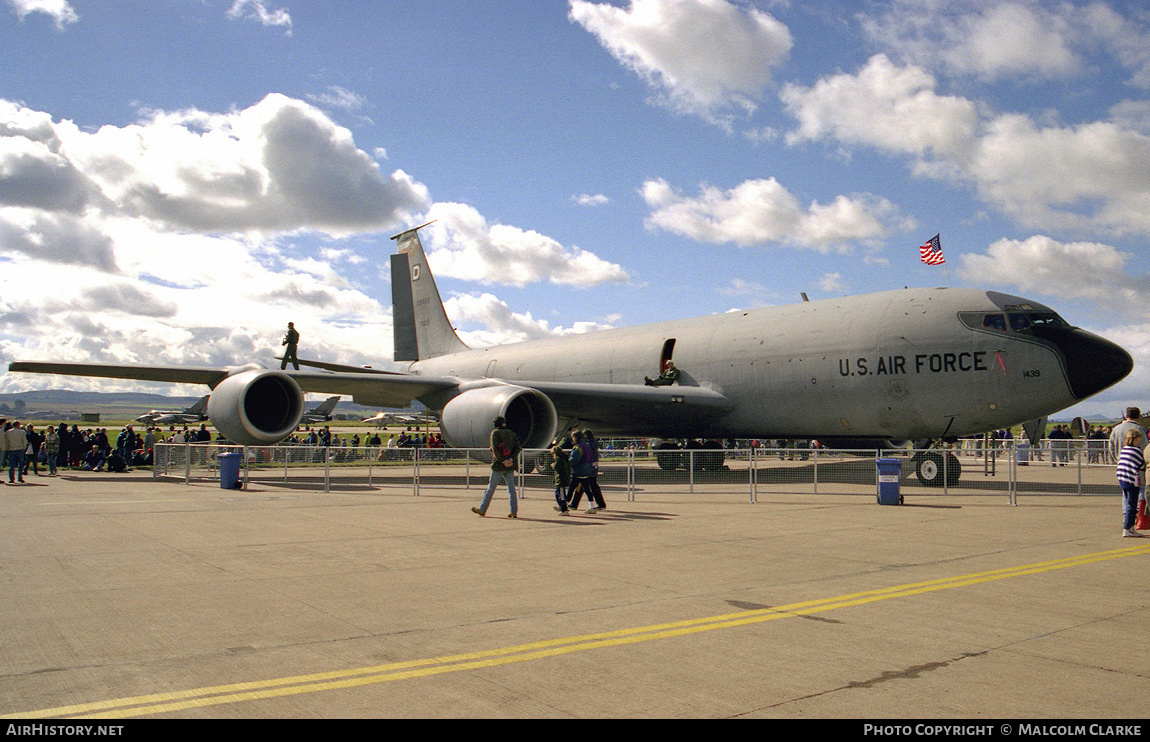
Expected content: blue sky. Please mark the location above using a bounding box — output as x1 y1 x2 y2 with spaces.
2 0 1149 419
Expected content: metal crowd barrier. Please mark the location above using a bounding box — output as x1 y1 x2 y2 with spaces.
153 441 1123 504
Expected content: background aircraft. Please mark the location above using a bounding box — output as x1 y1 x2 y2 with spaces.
9 225 1132 484
299 396 340 425
134 395 209 425
361 409 438 428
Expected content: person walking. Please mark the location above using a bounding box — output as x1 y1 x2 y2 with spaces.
1110 408 1147 519
1109 408 1146 464
581 429 606 513
472 416 521 518
1116 429 1145 538
5 421 27 484
566 430 598 512
44 425 59 476
23 424 41 477
551 445 572 515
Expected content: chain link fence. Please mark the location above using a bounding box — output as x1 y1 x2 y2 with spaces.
153 439 1122 504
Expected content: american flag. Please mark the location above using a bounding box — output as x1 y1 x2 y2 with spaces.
919 234 945 265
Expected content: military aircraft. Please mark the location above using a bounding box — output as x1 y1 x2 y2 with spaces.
134 395 209 425
8 224 1133 485
300 396 340 425
361 410 436 428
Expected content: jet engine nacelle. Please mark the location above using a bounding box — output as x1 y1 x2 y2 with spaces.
439 385 558 451
207 369 305 445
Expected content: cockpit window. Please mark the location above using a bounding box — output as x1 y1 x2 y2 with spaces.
982 314 1007 332
960 311 1070 334
1009 313 1032 331
1024 312 1068 328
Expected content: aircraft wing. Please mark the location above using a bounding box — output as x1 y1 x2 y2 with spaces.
512 380 734 434
8 361 458 410
9 361 232 387
9 361 732 437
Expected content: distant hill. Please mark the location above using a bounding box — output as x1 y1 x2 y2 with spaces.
0 389 412 421
1 390 201 406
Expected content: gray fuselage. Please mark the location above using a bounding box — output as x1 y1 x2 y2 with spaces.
405 287 1126 441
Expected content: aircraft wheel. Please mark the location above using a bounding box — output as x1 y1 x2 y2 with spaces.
700 440 725 471
653 443 680 470
914 452 944 487
913 452 961 487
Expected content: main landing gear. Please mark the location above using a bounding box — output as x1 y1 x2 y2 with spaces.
911 450 961 487
652 439 725 471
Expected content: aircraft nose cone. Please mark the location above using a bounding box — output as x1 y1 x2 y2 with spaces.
1054 328 1133 400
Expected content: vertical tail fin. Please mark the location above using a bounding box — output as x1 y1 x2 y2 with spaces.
313 396 341 416
391 223 470 362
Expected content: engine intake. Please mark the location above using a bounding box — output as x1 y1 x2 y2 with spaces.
439 385 557 450
207 369 305 445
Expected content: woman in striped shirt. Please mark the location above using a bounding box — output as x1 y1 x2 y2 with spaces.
1116 430 1145 538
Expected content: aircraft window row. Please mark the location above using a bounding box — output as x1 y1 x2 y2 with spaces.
959 311 1068 334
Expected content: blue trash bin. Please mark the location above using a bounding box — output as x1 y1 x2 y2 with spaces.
218 452 243 489
876 458 902 505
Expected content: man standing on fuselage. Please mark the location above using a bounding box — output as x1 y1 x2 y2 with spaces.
281 322 300 371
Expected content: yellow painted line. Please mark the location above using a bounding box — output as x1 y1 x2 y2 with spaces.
9 543 1149 719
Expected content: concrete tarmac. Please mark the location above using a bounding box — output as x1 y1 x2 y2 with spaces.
0 468 1147 719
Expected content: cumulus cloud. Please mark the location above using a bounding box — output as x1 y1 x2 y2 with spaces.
569 0 792 127
1088 322 1150 412
861 0 1082 82
0 133 91 211
0 210 118 271
0 103 100 224
0 252 394 395
0 94 435 265
226 0 292 36
444 292 616 348
573 193 610 206
957 236 1150 307
718 277 766 296
0 95 435 392
80 284 178 318
970 115 1150 234
421 202 629 287
308 85 370 113
781 54 980 170
818 272 844 293
63 94 430 235
714 277 783 308
0 96 430 237
862 0 1150 88
5 0 77 28
782 54 1150 236
640 176 908 251
0 93 626 393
